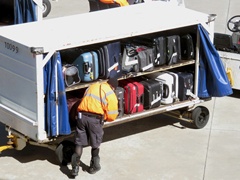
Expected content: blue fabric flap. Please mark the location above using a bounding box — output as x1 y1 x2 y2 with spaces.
44 52 71 137
14 0 37 24
198 24 233 98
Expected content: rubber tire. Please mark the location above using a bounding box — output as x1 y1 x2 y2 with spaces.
43 0 51 18
191 106 209 129
55 140 75 166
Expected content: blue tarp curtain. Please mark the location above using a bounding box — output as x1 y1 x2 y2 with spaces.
14 0 37 24
44 52 71 137
198 24 233 98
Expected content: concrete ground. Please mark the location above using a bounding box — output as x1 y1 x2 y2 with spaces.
0 0 240 179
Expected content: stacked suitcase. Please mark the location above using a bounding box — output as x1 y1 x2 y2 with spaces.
140 79 163 109
102 41 122 79
166 35 181 65
73 51 99 82
176 72 194 101
60 34 195 118
60 34 195 85
147 72 178 104
114 87 125 118
119 79 144 114
153 36 167 66
117 70 194 115
181 34 195 60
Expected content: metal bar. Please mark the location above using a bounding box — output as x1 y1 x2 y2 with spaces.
0 104 37 126
104 98 201 128
194 30 200 96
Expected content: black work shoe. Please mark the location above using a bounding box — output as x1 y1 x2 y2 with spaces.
89 165 101 174
89 157 101 174
71 166 79 177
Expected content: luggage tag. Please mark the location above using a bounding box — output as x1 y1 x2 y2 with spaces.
108 62 119 72
186 89 197 99
130 103 140 113
168 52 178 65
125 55 138 66
155 53 161 62
90 72 94 80
151 95 161 106
141 63 154 71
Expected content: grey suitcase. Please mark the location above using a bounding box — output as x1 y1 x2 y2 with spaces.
114 86 125 118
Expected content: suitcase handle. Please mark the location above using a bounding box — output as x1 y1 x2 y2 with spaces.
168 45 177 65
83 62 92 74
163 84 169 98
139 94 144 105
126 46 138 57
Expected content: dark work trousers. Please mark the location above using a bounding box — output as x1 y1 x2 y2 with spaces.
75 113 104 149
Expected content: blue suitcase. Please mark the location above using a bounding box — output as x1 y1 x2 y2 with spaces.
73 51 99 82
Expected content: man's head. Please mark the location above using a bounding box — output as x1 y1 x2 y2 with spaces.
107 77 118 89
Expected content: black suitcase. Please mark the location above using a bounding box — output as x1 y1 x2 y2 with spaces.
101 41 122 79
135 46 154 72
166 35 181 65
181 34 194 60
114 87 125 118
153 36 167 66
130 36 165 67
140 79 163 109
176 72 194 101
147 72 177 104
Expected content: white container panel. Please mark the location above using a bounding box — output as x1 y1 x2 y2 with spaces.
0 39 37 121
219 51 240 90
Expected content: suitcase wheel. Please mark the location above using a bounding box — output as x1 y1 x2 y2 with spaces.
191 106 209 129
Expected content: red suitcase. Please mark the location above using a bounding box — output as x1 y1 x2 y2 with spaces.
120 79 144 114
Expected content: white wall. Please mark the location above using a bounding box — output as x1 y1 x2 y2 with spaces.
185 0 240 34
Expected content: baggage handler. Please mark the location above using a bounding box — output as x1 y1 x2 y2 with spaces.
88 0 130 12
71 78 119 177
100 0 130 6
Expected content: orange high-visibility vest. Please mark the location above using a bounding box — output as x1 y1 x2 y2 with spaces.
78 82 118 122
100 0 129 6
